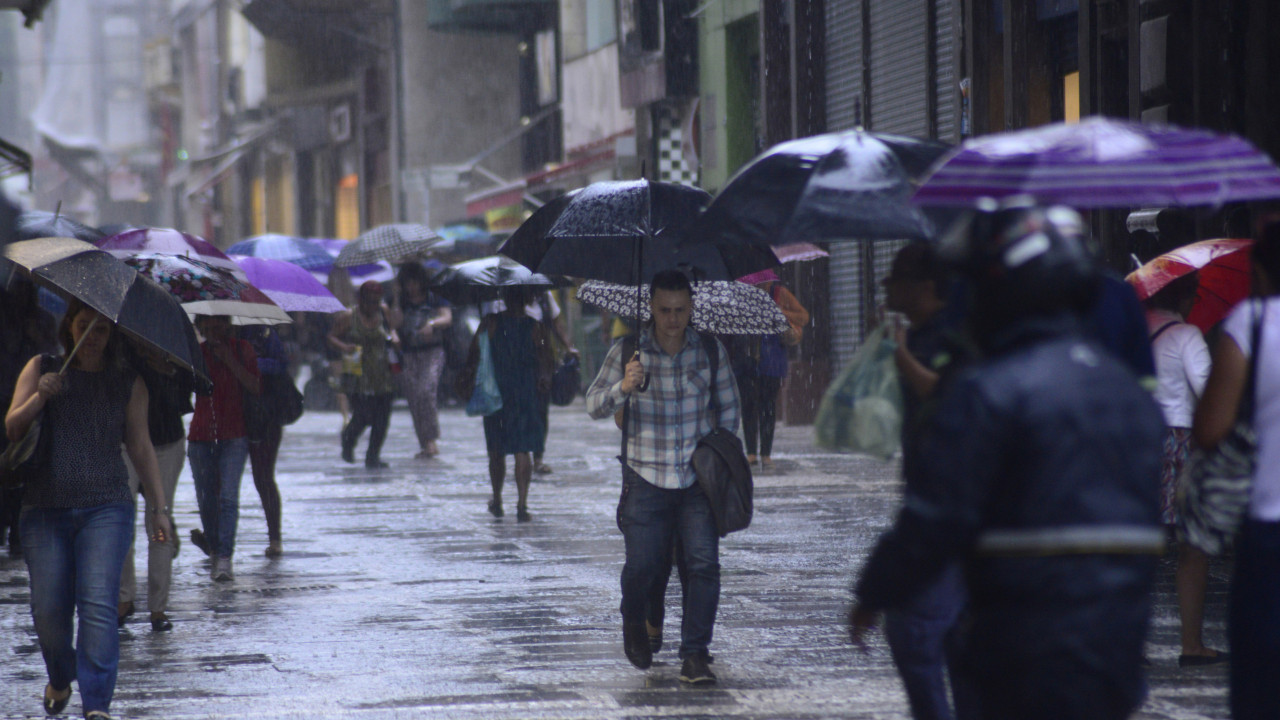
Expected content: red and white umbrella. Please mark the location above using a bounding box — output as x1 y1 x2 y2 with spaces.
1126 237 1253 331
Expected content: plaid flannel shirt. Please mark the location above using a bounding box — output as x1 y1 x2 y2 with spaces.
586 326 741 489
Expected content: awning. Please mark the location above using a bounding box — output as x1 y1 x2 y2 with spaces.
183 122 278 198
426 0 554 34
241 0 392 49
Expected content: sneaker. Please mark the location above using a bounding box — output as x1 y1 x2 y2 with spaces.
150 612 173 632
211 557 233 582
190 529 211 557
679 653 716 684
622 621 652 669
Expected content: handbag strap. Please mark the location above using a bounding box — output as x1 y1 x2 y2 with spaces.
1241 300 1266 422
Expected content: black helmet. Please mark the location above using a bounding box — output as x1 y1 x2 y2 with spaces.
951 199 1099 335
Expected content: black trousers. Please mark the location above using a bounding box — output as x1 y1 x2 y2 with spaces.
737 372 782 457
343 393 393 463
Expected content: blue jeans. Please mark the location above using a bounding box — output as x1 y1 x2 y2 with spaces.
188 438 249 558
885 563 976 720
1230 520 1280 720
617 468 720 659
21 501 135 715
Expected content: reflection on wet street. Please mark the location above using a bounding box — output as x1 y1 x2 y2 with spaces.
0 404 1229 718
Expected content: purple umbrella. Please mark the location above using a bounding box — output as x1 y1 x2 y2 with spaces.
232 256 345 313
226 234 335 271
913 117 1280 208
99 227 247 280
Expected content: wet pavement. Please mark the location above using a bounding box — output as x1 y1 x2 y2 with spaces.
1 402 1232 719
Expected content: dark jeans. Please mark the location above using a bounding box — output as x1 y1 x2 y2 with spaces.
343 393 393 463
1230 520 1280 720
617 467 719 659
248 423 283 542
21 501 134 715
188 438 250 558
884 563 975 720
737 372 781 457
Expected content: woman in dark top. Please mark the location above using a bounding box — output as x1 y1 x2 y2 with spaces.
467 288 553 522
393 263 452 459
118 345 193 632
241 325 290 557
5 299 172 719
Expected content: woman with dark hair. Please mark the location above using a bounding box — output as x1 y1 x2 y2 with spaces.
1143 272 1222 667
187 315 260 582
1194 219 1280 719
461 287 553 521
394 263 452 459
241 325 290 557
328 280 398 469
5 299 172 719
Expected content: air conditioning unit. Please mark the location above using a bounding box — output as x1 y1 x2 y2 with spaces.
329 104 352 143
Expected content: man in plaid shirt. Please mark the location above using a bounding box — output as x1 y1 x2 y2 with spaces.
586 270 740 685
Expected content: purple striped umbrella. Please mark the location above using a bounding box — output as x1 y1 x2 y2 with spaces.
99 227 247 280
232 256 345 313
913 117 1280 208
226 234 334 270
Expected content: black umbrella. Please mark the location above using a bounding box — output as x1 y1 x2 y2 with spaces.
429 255 560 306
691 129 951 247
498 179 776 284
2 238 209 390
17 210 105 243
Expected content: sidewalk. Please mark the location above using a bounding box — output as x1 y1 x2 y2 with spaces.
0 403 1229 719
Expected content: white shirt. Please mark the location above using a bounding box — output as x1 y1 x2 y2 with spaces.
1146 308 1210 429
1222 297 1280 521
480 292 561 320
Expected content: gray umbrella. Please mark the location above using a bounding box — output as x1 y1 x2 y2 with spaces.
334 224 442 267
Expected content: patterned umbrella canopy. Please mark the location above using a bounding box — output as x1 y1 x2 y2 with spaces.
914 117 1280 208
124 252 291 325
226 234 335 270
99 227 247 280
334 224 442 267
232 255 345 313
576 280 790 335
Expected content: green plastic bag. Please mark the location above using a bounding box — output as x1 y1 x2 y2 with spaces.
814 326 903 460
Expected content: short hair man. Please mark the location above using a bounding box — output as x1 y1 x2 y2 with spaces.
585 269 740 684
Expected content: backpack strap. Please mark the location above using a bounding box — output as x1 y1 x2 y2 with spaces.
699 331 721 428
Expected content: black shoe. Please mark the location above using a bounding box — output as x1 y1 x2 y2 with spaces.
341 443 355 463
150 612 173 632
365 459 389 469
189 529 211 557
516 505 531 523
623 621 652 669
488 499 503 518
679 653 716 684
646 620 663 654
43 683 71 715
1179 650 1229 667
116 601 134 628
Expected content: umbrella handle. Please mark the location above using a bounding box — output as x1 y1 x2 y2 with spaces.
632 350 650 392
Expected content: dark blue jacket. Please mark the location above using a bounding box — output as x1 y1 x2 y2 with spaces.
857 314 1165 612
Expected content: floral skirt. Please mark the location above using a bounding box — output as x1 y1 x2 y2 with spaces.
1161 427 1193 526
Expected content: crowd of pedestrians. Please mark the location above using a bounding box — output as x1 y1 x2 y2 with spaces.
4 205 1277 719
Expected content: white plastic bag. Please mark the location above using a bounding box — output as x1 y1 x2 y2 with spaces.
814 326 903 460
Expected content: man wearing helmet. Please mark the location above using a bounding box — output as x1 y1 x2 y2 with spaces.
850 202 1166 719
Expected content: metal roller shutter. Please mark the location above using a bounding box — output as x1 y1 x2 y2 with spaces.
825 0 862 132
869 0 928 137
935 0 958 142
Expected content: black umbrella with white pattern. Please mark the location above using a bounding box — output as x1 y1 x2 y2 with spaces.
576 280 789 335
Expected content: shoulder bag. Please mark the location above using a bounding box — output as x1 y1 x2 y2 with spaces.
691 333 754 537
1177 301 1265 555
0 354 59 490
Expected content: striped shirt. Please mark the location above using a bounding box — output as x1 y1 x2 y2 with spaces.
586 326 741 489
